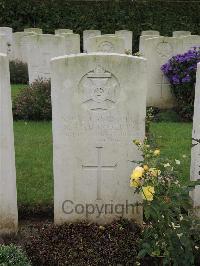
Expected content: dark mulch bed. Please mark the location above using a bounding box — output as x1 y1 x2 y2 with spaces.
0 205 160 265
1 217 152 266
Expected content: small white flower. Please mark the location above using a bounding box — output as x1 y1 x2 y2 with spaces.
195 246 199 250
182 154 187 158
175 159 181 165
179 214 183 221
164 163 170 168
177 233 183 238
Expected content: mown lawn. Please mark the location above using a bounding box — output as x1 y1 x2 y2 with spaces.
13 121 193 205
11 84 27 99
12 81 193 205
150 122 192 183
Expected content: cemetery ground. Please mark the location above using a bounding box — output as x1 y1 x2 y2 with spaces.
3 84 195 265
12 84 192 207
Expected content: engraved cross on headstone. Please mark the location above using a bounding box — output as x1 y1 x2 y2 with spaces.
82 147 117 200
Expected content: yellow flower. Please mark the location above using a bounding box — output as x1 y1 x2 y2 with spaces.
143 165 149 171
133 139 141 145
149 168 161 177
130 166 144 188
130 176 141 188
153 149 160 156
142 186 155 201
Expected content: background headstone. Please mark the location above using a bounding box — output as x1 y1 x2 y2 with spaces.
24 34 67 83
0 53 18 234
83 30 101 52
0 27 13 57
55 29 73 34
24 28 42 34
139 35 159 55
173 31 191 37
51 53 147 224
143 36 180 108
86 35 125 53
11 32 34 62
0 35 8 54
190 62 200 216
181 35 200 53
115 30 133 54
58 33 80 54
141 30 160 36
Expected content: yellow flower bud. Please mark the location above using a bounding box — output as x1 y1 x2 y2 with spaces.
153 149 160 156
142 186 155 201
143 165 149 171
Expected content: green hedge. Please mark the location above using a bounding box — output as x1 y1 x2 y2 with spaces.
0 0 199 51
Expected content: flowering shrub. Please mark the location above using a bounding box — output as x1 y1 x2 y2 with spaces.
13 79 51 121
130 139 200 265
161 47 200 121
9 60 29 84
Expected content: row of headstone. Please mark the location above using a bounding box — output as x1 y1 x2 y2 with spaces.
139 31 200 108
0 27 132 61
0 50 147 233
0 27 132 84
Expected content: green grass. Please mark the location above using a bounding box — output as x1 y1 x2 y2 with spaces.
150 122 192 183
13 120 193 205
11 83 193 205
14 121 53 205
11 84 27 100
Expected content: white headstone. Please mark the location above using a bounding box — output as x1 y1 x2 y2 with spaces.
0 53 18 234
0 27 13 56
190 62 200 216
83 30 101 52
0 35 7 54
58 33 80 54
51 53 147 224
11 32 35 62
86 36 125 54
143 36 180 108
55 29 73 35
24 28 42 34
24 34 67 83
173 31 191 37
139 35 159 55
115 30 133 54
141 30 160 36
181 35 200 53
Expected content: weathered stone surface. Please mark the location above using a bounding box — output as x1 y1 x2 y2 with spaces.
24 34 67 83
143 36 180 108
141 30 160 36
51 53 147 224
190 62 200 216
0 35 7 54
55 29 73 35
11 32 34 62
83 30 101 52
139 35 159 55
58 33 80 54
0 27 13 56
181 35 200 53
24 28 42 34
86 36 125 53
115 30 133 54
0 53 18 234
173 31 191 37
